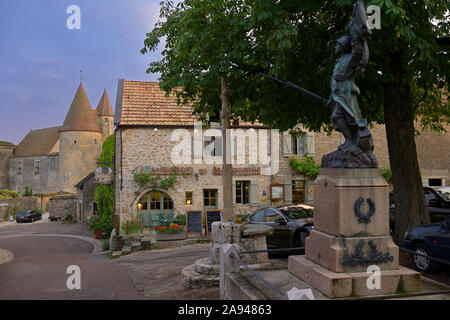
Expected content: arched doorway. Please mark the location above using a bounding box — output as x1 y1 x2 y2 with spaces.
136 190 174 227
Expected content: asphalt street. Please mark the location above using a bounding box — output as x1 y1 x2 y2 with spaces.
0 215 218 300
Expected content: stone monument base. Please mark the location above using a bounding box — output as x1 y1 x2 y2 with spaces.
289 255 421 298
287 168 421 298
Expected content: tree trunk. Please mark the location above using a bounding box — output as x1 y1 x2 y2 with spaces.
383 79 429 244
220 77 234 222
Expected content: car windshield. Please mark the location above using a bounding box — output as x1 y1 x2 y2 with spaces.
18 211 28 215
279 207 313 219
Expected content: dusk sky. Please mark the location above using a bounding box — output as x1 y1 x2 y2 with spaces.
0 0 165 144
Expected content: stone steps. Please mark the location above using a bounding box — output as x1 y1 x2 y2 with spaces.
181 264 220 288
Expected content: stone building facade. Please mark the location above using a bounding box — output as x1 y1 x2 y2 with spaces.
113 79 449 226
6 83 114 196
0 141 15 189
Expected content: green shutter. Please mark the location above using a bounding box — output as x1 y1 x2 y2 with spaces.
306 132 315 155
284 179 292 204
282 132 292 156
250 180 259 205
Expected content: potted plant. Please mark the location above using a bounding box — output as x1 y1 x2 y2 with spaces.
92 223 106 239
153 223 185 241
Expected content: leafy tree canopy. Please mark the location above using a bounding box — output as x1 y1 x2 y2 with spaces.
142 0 449 132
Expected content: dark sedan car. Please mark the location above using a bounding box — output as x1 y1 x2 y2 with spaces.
403 217 450 273
247 204 314 253
16 210 42 223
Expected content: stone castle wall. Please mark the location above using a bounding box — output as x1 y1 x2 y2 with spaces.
9 154 59 195
0 145 14 189
98 116 114 142
58 131 102 193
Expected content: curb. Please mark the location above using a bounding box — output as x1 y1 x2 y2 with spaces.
0 248 14 265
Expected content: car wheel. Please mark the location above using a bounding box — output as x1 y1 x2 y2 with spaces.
412 243 440 274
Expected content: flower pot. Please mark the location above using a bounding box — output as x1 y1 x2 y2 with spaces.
155 231 185 241
94 229 105 239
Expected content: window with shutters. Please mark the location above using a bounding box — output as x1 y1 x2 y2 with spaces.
292 134 306 156
17 160 23 175
235 180 250 204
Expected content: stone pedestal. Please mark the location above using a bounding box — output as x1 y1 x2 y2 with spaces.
288 168 421 298
182 222 243 288
182 222 273 288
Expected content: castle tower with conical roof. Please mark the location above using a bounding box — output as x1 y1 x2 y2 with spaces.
58 82 102 193
96 88 114 142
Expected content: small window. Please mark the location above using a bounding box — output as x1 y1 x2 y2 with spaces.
204 136 222 157
203 189 218 207
17 160 22 175
429 179 443 187
34 160 40 175
235 181 250 204
292 134 306 156
74 140 77 144
185 192 193 205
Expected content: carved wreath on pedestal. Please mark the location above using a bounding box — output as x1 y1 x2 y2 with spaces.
354 197 375 223
341 240 394 268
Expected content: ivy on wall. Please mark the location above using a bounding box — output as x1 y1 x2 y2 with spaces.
289 154 320 179
133 172 177 189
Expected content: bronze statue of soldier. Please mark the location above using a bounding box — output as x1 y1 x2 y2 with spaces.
322 0 378 168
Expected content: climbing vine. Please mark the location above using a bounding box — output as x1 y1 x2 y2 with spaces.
133 172 177 189
289 154 320 179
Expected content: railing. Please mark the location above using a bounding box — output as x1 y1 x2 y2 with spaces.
219 244 450 300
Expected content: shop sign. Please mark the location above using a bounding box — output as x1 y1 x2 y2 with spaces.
213 166 261 176
270 184 285 201
94 167 112 184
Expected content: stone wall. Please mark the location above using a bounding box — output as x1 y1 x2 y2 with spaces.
114 121 449 223
0 144 15 189
9 154 60 195
115 126 274 222
58 131 102 193
49 194 78 218
0 196 42 221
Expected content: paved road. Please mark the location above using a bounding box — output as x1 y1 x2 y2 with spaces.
115 245 220 299
0 216 219 300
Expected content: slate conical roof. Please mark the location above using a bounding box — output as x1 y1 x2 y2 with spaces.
96 88 114 117
60 83 101 132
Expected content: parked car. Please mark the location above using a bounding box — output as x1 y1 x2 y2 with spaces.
434 187 450 201
403 217 450 273
246 204 314 254
389 186 450 233
16 210 42 223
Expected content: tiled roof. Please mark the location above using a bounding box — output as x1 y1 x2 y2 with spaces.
115 80 266 127
60 83 101 133
116 80 197 126
96 89 114 117
14 126 61 157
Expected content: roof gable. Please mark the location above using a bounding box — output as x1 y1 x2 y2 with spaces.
96 89 114 117
14 126 61 157
60 83 101 133
115 80 266 128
